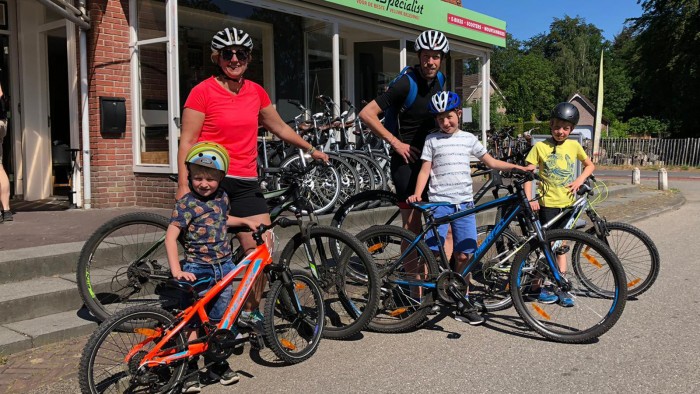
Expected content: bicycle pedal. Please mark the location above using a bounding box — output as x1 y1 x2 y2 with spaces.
249 332 265 350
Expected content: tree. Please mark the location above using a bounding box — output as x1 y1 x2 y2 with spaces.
628 0 700 136
538 16 606 100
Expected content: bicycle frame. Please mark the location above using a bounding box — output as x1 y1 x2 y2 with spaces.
134 235 284 369
385 180 564 292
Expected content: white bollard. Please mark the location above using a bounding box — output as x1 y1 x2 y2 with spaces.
658 168 668 190
632 167 641 185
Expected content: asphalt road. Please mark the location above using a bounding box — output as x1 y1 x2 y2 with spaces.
27 176 700 393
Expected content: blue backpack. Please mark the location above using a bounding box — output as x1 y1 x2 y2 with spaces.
383 66 446 136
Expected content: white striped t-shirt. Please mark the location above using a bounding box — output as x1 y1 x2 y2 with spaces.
421 130 487 203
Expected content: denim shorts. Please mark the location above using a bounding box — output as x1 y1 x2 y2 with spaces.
425 202 478 255
181 260 236 323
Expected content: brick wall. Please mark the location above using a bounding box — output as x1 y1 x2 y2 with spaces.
87 0 174 209
87 0 136 208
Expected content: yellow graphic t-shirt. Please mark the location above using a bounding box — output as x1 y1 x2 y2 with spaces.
525 139 588 208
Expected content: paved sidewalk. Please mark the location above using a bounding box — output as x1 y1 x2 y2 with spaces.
0 183 686 394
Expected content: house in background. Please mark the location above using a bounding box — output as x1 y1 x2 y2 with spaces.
458 73 506 122
568 92 609 140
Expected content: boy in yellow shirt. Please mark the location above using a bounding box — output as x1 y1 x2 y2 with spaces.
524 102 595 307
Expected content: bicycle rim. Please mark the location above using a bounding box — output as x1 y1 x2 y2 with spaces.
357 225 439 333
280 227 380 339
277 155 341 214
79 306 186 394
470 225 518 312
263 270 324 363
576 222 660 297
509 229 627 343
77 213 184 324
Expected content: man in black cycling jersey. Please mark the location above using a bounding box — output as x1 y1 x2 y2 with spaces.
359 30 450 234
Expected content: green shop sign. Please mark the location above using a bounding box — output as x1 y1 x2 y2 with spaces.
320 0 506 47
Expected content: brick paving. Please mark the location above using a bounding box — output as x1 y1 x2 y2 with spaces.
0 186 684 394
0 336 85 393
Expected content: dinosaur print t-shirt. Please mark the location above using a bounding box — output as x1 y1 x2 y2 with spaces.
525 139 588 208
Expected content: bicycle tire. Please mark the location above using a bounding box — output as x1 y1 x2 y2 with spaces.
276 154 341 214
509 229 627 343
263 270 325 363
356 225 439 333
326 153 361 206
469 225 519 312
279 226 380 339
330 190 401 236
79 306 186 394
76 212 184 325
574 222 660 297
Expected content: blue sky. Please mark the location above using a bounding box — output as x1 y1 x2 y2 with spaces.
464 1 644 41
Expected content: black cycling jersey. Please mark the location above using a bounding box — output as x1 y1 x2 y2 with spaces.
375 65 441 152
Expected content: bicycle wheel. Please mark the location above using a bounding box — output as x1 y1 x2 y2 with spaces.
352 151 387 191
469 225 519 312
263 270 325 363
76 212 184 324
79 306 187 394
277 154 341 214
326 153 361 206
366 152 392 193
330 190 401 236
509 229 627 343
574 222 660 298
279 226 380 339
356 225 440 333
337 152 375 193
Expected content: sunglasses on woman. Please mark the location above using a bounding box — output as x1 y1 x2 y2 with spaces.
221 48 249 62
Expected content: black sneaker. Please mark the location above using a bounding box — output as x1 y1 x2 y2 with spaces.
2 211 12 222
454 309 485 326
208 362 239 386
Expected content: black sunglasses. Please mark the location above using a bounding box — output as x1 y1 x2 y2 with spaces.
221 48 249 62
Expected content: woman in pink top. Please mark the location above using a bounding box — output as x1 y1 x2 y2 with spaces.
177 27 328 328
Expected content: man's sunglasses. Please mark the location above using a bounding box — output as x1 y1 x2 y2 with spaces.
221 49 249 62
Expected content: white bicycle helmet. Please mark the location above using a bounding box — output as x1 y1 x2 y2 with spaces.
414 30 450 54
211 27 253 51
429 91 461 114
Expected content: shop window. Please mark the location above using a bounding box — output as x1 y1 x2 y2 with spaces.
138 42 170 165
305 24 345 115
138 0 167 40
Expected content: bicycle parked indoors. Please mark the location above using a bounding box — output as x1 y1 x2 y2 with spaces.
76 161 379 340
78 218 325 394
355 170 627 344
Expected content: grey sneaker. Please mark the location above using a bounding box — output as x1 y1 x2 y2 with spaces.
182 367 201 393
208 362 239 385
2 211 12 222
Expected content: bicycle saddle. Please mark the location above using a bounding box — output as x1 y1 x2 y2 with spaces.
165 276 214 296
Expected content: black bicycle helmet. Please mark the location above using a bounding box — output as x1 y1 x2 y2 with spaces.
551 102 579 126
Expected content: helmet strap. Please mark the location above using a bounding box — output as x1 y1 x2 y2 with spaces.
218 71 243 83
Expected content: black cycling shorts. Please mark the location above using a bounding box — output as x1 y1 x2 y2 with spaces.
220 177 269 217
538 206 568 229
390 153 428 203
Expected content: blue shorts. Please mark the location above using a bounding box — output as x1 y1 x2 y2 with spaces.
182 260 236 323
425 202 478 255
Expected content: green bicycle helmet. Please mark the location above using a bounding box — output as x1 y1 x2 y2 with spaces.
185 141 230 175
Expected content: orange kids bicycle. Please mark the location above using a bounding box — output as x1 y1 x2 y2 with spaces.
78 218 325 394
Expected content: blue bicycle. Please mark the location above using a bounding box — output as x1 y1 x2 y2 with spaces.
356 170 627 344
